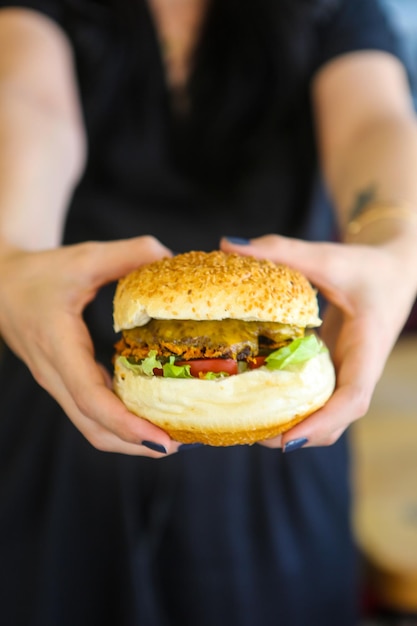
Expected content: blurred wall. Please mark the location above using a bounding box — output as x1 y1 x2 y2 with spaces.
382 0 417 102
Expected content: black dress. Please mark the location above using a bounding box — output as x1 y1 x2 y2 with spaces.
0 1 406 624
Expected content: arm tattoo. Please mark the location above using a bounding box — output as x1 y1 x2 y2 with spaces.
349 183 378 220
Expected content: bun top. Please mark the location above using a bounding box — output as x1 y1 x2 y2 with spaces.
113 250 321 330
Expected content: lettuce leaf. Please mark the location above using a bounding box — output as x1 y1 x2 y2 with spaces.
119 353 192 378
162 356 193 379
140 350 163 375
118 356 145 374
265 334 326 371
118 351 162 376
203 371 230 380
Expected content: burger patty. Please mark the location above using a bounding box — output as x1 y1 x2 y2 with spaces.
115 319 304 361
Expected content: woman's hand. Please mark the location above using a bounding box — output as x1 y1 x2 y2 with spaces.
221 234 417 450
0 236 181 457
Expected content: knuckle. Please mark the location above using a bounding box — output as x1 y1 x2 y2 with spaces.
86 431 112 452
71 241 103 274
320 431 342 447
29 355 53 392
115 421 142 446
141 234 161 250
75 240 100 257
76 398 141 448
31 367 49 391
73 391 95 419
139 235 169 259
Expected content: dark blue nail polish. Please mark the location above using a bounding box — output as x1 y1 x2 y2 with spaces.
225 236 250 245
283 437 308 453
178 443 204 451
141 440 167 454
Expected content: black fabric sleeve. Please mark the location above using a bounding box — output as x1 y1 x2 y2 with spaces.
315 0 407 70
0 0 113 37
0 0 63 24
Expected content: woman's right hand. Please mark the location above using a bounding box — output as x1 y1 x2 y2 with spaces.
0 236 181 457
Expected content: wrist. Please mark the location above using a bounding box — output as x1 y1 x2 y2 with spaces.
344 202 417 286
346 200 417 238
0 239 23 257
344 200 417 249
0 241 29 275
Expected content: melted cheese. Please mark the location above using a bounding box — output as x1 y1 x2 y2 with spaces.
120 319 304 360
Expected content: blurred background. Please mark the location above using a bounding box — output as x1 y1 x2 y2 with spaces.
383 0 417 100
355 5 417 625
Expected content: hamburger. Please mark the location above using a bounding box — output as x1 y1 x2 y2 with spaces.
113 250 335 446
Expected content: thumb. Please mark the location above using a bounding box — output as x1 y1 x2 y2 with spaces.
220 234 355 314
81 235 172 288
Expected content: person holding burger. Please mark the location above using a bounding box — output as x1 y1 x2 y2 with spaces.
0 1 416 625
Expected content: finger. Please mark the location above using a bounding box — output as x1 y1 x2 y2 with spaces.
40 314 177 453
97 362 113 389
63 362 174 451
221 234 357 314
73 235 173 291
257 434 283 449
279 316 385 448
319 305 344 357
56 378 177 456
41 359 178 456
280 379 370 449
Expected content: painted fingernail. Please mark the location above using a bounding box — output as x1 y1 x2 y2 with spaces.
178 443 204 451
141 440 167 454
283 437 308 453
225 236 250 245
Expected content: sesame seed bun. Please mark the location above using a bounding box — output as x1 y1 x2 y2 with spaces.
113 250 322 331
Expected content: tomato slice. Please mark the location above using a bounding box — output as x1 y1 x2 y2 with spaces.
176 358 238 377
248 355 267 370
152 357 265 377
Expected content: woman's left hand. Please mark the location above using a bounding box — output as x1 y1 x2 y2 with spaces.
221 234 417 450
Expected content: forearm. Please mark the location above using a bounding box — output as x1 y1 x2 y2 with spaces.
325 114 417 237
0 8 86 254
0 90 85 252
313 51 417 277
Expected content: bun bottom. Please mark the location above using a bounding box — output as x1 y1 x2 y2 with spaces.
156 413 316 446
113 351 335 446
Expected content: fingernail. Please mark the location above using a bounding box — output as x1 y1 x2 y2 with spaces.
141 440 167 454
178 443 204 451
283 437 308 453
225 236 250 245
